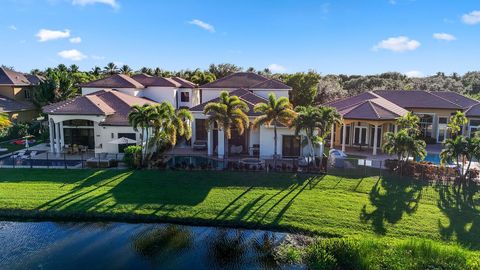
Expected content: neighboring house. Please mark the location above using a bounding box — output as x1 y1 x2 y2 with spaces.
81 74 199 109
42 74 198 155
326 90 480 155
191 73 308 159
0 67 42 122
43 89 156 154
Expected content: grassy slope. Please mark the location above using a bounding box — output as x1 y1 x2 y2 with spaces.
0 169 479 250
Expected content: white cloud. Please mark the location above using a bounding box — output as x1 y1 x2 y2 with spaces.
72 0 119 9
58 49 87 61
462 10 480 25
188 19 215 33
433 33 456 41
36 29 70 42
404 70 424 78
268 64 286 73
69 37 82 43
373 36 420 52
8 25 17 31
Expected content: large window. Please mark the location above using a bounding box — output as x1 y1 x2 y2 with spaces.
354 126 368 145
282 135 301 157
63 120 94 126
195 119 208 141
63 128 94 149
180 92 190 102
469 119 480 138
339 124 351 145
419 114 434 138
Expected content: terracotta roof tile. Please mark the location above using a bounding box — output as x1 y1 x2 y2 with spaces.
81 74 144 88
200 72 290 90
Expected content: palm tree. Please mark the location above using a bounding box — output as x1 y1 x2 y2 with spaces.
140 67 153 75
128 104 157 165
119 65 133 75
203 91 249 159
69 64 79 73
252 93 295 162
91 66 102 77
150 102 192 152
104 62 118 75
0 113 11 129
396 111 420 138
291 106 341 165
383 129 426 162
440 136 479 181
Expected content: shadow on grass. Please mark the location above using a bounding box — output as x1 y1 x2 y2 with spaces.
360 177 424 235
436 182 480 249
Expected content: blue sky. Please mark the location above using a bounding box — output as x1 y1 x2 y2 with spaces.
1 0 479 76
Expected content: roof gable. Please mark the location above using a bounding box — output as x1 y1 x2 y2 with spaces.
0 67 32 86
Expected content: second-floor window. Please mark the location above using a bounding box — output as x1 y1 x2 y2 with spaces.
24 89 31 100
180 92 190 102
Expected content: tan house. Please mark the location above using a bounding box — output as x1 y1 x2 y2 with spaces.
0 67 42 122
326 90 480 155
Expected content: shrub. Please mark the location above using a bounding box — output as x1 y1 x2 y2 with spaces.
123 145 142 169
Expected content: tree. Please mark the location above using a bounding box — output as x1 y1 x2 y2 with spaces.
396 112 420 138
69 64 79 73
119 65 133 75
252 93 296 164
0 113 11 130
285 71 321 106
448 111 468 136
104 62 118 75
33 71 77 106
382 129 426 163
292 105 341 166
440 135 480 181
128 104 157 165
208 63 242 79
91 66 102 77
190 70 216 85
316 75 347 104
140 67 153 75
150 102 192 152
203 91 249 159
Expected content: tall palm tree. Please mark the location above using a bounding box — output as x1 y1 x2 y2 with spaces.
252 93 295 162
150 102 192 151
440 136 479 181
69 64 79 73
104 62 118 75
91 66 102 77
291 106 341 165
0 113 11 129
203 91 249 159
119 65 133 75
383 129 426 162
140 67 153 75
128 104 157 164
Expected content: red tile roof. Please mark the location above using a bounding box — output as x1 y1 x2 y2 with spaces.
200 72 291 90
0 95 37 113
81 74 145 89
190 88 267 116
0 67 42 86
43 90 156 126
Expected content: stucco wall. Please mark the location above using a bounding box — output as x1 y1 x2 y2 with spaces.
259 126 308 158
96 125 141 154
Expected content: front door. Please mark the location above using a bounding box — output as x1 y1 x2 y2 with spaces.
354 126 368 146
282 135 301 157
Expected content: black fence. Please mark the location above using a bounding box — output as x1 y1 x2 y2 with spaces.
0 152 123 169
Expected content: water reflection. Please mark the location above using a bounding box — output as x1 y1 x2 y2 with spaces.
0 221 302 270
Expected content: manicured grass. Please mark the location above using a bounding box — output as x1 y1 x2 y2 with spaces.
0 169 479 250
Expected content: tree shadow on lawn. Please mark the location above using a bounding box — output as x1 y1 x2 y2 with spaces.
360 177 424 235
436 182 480 249
36 170 313 215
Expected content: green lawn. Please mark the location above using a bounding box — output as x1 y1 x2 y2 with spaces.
0 169 479 250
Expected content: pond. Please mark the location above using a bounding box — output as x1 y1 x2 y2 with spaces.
0 221 303 270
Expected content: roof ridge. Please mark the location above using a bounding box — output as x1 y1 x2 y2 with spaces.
370 98 403 117
366 100 381 119
85 95 114 115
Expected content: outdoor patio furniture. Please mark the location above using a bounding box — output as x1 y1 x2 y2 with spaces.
193 140 207 151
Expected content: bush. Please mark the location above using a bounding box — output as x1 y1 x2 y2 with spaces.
123 145 142 169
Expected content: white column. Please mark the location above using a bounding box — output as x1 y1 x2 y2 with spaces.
207 128 213 156
330 124 334 148
48 119 54 153
217 129 225 158
55 122 61 154
191 119 196 146
341 123 347 152
59 122 64 148
373 124 379 156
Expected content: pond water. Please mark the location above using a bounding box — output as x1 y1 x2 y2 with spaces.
0 221 303 270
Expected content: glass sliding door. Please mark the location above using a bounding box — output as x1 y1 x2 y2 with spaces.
354 126 368 146
282 135 301 157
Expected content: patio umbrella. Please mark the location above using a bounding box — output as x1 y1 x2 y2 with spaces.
108 137 137 145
